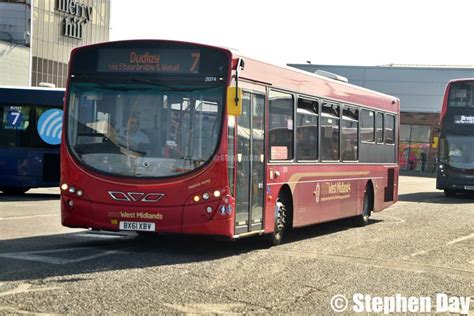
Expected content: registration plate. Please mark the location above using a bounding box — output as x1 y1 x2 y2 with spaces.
464 186 474 190
119 221 155 232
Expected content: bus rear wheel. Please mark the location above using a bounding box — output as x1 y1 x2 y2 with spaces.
444 189 457 197
1 187 29 195
266 199 287 246
353 187 372 226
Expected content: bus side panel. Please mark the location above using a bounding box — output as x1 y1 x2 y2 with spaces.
265 164 398 231
0 148 59 189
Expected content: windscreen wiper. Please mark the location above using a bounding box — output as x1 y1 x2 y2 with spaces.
131 78 221 92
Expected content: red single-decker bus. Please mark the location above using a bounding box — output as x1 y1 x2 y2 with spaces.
61 40 399 245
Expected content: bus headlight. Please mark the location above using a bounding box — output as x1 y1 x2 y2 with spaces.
61 183 68 191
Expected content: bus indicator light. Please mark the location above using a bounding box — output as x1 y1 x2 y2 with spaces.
193 195 200 202
219 206 227 215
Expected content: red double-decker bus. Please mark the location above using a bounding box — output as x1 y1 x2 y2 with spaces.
437 79 474 196
61 40 399 245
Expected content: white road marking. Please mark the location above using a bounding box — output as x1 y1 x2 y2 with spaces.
0 283 60 298
269 248 474 279
73 233 131 239
376 214 406 224
446 233 474 245
0 304 60 315
0 214 58 221
409 250 428 257
164 303 243 314
0 247 125 265
407 233 474 258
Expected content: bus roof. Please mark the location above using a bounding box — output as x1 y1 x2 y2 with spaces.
68 39 399 113
447 78 474 84
0 85 65 92
233 54 399 112
0 85 65 106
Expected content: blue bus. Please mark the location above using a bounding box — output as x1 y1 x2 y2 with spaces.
0 86 64 195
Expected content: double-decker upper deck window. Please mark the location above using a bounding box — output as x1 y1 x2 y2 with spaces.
448 81 474 108
376 112 384 143
385 114 395 144
296 98 318 161
321 102 340 161
269 91 294 160
342 107 358 161
360 109 375 142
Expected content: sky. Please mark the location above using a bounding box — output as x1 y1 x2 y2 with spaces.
110 0 474 67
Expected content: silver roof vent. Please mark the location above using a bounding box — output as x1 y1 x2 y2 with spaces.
314 70 349 83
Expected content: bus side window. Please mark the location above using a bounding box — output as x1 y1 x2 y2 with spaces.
342 106 358 161
385 114 395 144
269 90 294 160
296 98 319 161
376 112 384 144
321 102 340 161
360 109 375 142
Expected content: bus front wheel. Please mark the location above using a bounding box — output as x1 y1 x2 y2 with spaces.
266 199 287 246
1 187 29 195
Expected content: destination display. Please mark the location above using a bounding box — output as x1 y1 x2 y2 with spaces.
454 115 474 124
97 48 201 74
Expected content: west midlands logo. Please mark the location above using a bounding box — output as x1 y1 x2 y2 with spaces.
37 109 63 145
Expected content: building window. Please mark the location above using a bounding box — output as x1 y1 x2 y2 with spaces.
269 90 294 160
296 98 318 161
400 124 431 171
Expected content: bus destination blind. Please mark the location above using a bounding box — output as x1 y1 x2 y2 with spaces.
97 48 201 74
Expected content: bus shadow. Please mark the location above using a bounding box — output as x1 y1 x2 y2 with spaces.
0 193 60 202
0 218 382 282
285 217 383 244
398 191 474 204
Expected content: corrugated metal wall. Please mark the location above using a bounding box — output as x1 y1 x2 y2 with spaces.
289 64 474 113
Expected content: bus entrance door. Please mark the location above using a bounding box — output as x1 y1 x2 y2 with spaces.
234 92 265 235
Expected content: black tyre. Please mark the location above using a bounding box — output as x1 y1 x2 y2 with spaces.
353 187 371 227
444 189 457 197
1 187 29 195
266 199 287 246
